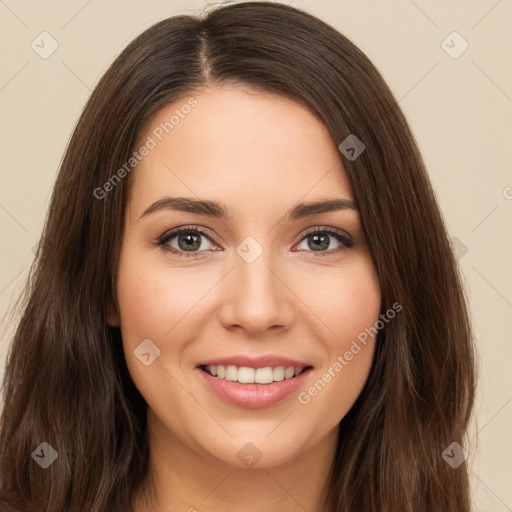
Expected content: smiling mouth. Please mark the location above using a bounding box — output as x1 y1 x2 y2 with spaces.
199 364 313 385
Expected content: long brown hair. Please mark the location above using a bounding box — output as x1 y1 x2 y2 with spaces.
0 2 476 511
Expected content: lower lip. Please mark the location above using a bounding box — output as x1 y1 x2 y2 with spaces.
196 367 313 409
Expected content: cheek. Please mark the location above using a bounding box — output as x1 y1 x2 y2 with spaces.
114 247 225 401
116 271 166 343
331 258 381 370
305 255 381 342
115 250 208 343
114 249 186 381
298 256 381 414
115 256 201 414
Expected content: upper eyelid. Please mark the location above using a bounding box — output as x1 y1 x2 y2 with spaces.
160 225 216 243
158 224 352 248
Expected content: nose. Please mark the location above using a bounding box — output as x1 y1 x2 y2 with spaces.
217 246 295 337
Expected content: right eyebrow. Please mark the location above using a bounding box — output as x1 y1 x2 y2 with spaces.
139 197 228 220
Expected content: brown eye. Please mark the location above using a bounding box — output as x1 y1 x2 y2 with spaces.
295 228 353 255
157 226 217 257
176 231 202 251
306 232 330 251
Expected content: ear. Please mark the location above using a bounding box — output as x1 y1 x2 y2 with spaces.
106 299 120 327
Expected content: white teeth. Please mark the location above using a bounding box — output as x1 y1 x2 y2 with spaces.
284 367 295 379
273 366 285 381
204 364 307 384
255 367 274 384
238 367 255 383
225 365 238 381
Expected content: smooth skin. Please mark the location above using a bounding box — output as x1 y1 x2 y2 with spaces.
108 85 381 512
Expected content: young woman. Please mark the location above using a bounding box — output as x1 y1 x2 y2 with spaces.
0 2 476 511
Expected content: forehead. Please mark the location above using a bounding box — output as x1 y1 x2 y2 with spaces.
127 85 353 217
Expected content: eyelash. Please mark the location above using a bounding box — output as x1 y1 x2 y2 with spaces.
155 224 354 259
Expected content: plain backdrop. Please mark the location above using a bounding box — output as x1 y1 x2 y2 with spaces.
1 1 511 510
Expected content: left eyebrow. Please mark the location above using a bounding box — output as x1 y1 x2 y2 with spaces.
138 196 359 221
286 198 359 221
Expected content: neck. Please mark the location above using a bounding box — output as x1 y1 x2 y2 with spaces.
132 408 338 512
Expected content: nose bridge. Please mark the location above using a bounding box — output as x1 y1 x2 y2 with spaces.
220 235 293 333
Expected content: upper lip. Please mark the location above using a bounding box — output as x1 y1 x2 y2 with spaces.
196 355 312 369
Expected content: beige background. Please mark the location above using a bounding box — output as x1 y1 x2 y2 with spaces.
1 0 511 510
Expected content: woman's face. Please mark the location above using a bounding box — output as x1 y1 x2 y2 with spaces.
111 85 381 468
